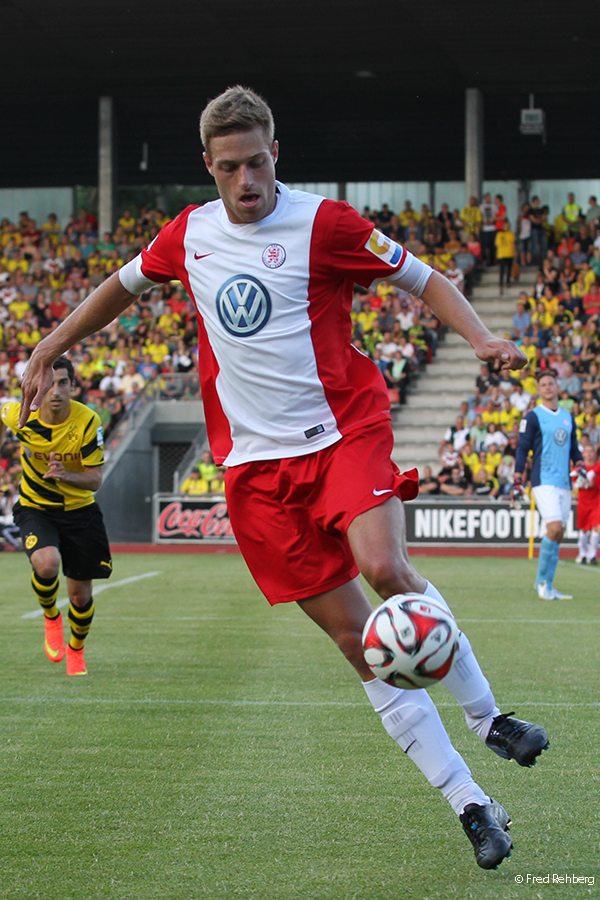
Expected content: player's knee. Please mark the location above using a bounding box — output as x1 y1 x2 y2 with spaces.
546 522 564 542
33 563 59 581
362 555 423 599
69 585 92 607
31 549 60 581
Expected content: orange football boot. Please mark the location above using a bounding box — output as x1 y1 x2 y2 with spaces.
44 613 65 663
66 645 88 676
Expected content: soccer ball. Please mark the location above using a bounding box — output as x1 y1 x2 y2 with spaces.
362 593 460 690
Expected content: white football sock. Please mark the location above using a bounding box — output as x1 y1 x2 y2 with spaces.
441 633 501 740
578 530 589 555
362 677 489 815
588 531 599 561
421 579 452 614
423 581 500 741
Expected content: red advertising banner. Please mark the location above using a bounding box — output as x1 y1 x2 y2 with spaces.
153 494 236 543
153 495 579 547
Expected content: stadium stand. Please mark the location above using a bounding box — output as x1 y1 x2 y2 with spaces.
1 192 599 511
414 193 600 492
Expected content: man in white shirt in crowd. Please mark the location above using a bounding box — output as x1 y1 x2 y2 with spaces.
444 414 471 452
375 331 399 364
510 380 533 413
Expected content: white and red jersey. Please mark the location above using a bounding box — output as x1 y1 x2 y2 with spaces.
119 183 432 466
575 460 600 530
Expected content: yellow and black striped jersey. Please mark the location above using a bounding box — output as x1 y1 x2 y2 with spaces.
1 400 105 511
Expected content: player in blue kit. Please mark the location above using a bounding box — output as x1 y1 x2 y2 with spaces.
514 371 583 600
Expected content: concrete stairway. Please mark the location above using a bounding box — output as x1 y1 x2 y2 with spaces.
391 269 530 475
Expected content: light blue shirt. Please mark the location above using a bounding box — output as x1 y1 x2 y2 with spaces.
515 404 580 489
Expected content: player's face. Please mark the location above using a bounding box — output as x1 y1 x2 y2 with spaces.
40 368 73 420
203 128 279 224
537 375 559 404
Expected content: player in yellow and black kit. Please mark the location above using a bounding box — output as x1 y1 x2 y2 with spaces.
0 356 112 675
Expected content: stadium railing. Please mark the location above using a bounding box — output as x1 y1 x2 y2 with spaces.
103 373 201 462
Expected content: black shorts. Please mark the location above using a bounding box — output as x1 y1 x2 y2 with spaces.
13 501 112 581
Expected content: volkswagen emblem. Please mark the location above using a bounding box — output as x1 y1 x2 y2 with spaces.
216 274 272 337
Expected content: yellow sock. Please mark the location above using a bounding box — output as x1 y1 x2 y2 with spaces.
68 598 95 650
31 572 59 619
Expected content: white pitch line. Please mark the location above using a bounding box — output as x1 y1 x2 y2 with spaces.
21 571 162 619
0 697 599 709
459 618 600 625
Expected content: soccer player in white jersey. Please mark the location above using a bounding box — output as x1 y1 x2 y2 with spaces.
20 86 549 870
514 370 583 600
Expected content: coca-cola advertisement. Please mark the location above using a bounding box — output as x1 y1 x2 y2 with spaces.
153 494 237 543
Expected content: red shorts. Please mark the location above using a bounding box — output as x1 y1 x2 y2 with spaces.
225 420 418 604
576 489 600 530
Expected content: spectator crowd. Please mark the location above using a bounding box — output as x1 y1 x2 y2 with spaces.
180 450 226 496
422 192 600 500
2 190 600 516
0 205 202 511
0 199 460 511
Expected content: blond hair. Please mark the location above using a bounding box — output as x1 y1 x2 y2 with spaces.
200 85 275 154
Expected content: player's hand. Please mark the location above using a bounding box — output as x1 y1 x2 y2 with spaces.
509 480 528 509
570 462 587 478
43 452 66 481
19 351 55 428
570 462 589 490
473 336 527 371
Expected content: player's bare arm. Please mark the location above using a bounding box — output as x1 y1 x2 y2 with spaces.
420 271 527 369
19 273 139 427
42 452 104 492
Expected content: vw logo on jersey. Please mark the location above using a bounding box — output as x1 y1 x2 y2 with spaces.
554 427 568 446
216 274 272 337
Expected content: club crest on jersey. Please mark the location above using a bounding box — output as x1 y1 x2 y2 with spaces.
216 275 271 337
262 244 286 269
365 229 403 267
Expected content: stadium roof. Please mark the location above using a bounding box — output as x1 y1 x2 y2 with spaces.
2 0 600 188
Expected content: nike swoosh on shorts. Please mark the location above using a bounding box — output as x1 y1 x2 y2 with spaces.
373 488 393 495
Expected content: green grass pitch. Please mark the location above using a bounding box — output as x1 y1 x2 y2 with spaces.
0 551 598 900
